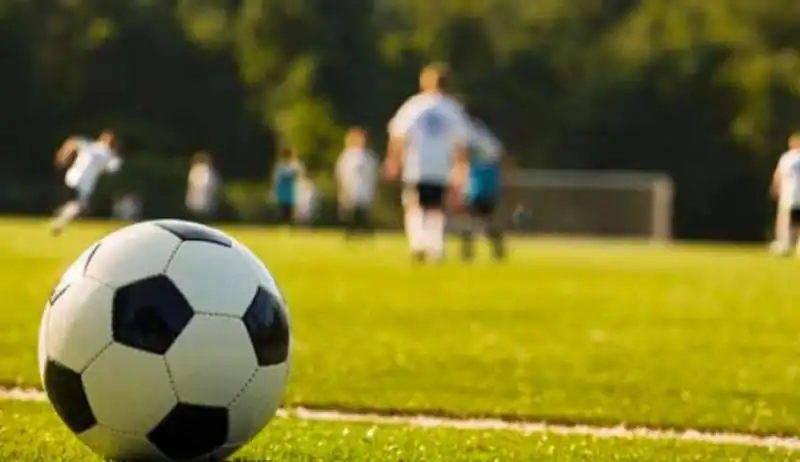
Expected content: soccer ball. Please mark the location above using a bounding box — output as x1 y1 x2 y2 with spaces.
38 220 291 461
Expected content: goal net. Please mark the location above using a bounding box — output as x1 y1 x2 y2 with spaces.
500 169 674 241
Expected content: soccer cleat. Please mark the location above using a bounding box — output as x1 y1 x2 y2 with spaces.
411 250 426 263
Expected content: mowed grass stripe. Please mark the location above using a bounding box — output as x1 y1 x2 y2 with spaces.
1 401 798 460
3 386 800 451
2 220 799 436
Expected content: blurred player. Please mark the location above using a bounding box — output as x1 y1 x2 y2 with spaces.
770 133 800 255
384 63 470 262
50 130 122 236
458 110 506 262
336 127 379 239
186 151 220 221
112 192 142 222
272 148 305 226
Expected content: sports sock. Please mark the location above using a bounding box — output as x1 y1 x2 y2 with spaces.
423 209 445 260
404 208 424 254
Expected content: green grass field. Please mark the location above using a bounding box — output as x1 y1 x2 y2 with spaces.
1 218 800 460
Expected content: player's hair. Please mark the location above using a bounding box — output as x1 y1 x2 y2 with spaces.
192 151 212 165
420 62 450 92
98 129 119 150
280 147 295 160
345 127 366 147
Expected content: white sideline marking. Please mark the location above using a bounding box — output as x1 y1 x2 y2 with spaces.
3 387 800 451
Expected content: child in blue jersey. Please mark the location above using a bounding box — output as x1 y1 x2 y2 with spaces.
272 148 305 225
460 117 506 261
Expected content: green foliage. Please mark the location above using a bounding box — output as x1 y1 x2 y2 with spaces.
1 0 799 239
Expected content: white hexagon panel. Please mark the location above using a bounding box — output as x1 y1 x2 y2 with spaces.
166 241 260 317
165 315 258 407
46 277 114 373
85 222 181 288
82 343 178 434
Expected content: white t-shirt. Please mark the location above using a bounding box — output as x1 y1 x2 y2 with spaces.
388 92 470 184
186 163 220 213
777 149 800 209
64 138 121 193
335 148 378 205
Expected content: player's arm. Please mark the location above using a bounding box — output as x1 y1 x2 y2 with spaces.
54 137 80 167
383 135 405 181
383 98 417 181
772 163 782 199
449 109 471 189
451 140 469 189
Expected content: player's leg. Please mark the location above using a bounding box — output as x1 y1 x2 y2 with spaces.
419 184 446 262
277 203 292 226
354 204 372 237
340 203 355 240
402 185 425 260
773 207 792 254
450 188 474 261
51 187 87 235
459 213 475 261
482 198 506 261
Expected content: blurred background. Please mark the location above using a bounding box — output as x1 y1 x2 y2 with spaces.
2 0 799 241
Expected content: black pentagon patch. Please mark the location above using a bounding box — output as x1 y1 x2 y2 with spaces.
43 360 97 433
112 275 194 355
148 403 228 460
242 287 290 366
152 219 232 247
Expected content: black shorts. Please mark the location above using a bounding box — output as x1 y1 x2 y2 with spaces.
278 204 294 223
343 205 372 230
791 209 800 226
404 182 446 210
468 196 498 217
63 185 89 204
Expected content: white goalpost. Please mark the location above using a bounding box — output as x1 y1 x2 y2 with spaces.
502 169 674 241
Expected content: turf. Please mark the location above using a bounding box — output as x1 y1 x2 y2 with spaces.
0 401 795 461
2 219 800 437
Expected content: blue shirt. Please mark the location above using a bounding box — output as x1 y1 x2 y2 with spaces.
465 122 502 201
273 161 303 205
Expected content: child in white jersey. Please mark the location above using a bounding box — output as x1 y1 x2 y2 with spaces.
384 63 470 262
771 133 800 255
336 127 378 239
186 151 220 221
51 130 122 235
